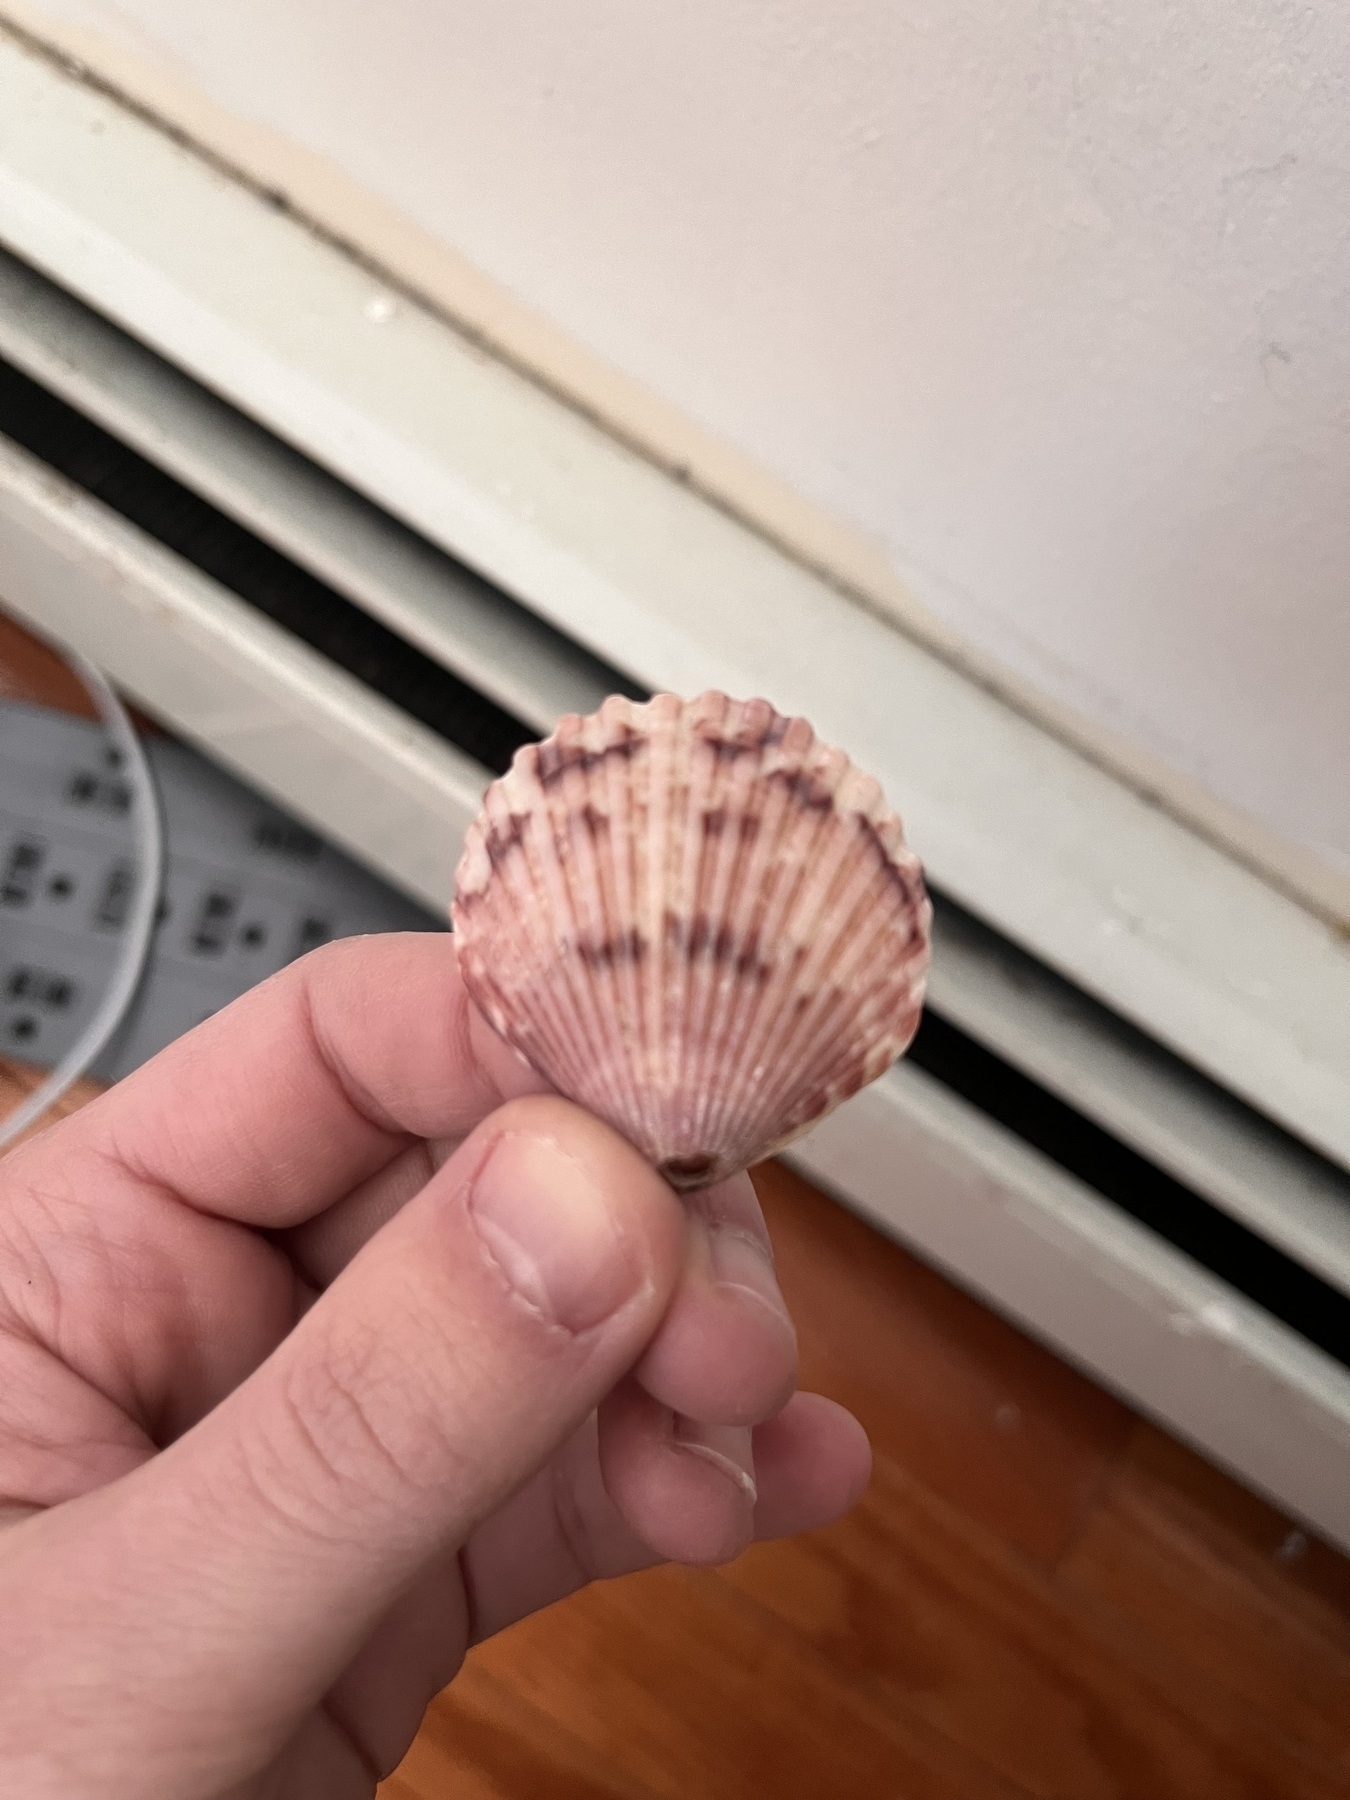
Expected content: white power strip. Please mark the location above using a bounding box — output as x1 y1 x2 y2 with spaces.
0 698 440 1082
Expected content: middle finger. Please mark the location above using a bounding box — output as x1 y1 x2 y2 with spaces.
633 1171 797 1427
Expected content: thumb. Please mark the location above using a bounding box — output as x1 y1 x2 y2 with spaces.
7 1097 682 1786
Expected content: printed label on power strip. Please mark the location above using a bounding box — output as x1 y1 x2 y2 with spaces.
1 700 441 1082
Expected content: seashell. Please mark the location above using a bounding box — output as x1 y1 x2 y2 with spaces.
451 692 931 1190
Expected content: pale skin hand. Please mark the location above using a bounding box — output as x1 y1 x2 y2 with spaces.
0 934 870 1798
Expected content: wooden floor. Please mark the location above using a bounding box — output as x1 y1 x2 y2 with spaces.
4 617 1350 1795
375 1158 1350 1800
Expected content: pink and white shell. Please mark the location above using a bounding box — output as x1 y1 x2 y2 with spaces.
451 692 931 1190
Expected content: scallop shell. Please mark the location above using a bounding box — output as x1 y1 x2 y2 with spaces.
451 692 931 1190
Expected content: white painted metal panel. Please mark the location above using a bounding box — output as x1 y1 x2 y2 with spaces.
0 246 616 735
5 247 1349 1296
0 435 487 906
789 1064 1350 1554
927 905 1350 1295
5 241 1350 1290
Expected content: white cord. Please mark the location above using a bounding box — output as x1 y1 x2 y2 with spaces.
0 656 164 1149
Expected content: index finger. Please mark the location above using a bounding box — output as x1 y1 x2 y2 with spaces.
7 933 548 1227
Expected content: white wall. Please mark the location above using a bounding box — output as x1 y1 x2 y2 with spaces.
7 0 1350 878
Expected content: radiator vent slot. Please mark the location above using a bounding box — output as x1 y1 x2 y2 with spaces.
0 354 537 775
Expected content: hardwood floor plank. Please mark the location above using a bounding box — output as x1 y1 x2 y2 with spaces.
1058 1421 1350 1778
0 1059 106 1147
752 1160 1133 1566
1113 1422 1350 1628
467 1563 1027 1800
379 1658 663 1800
0 608 159 732
720 1452 1344 1800
0 611 97 716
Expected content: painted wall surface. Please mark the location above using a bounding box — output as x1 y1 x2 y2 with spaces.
9 0 1350 873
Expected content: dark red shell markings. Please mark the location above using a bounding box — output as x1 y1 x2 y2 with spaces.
452 692 931 1189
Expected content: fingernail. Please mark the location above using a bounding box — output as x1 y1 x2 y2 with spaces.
709 1228 792 1330
673 1420 758 1503
467 1131 638 1333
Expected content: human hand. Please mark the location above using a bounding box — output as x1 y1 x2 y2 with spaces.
0 934 869 1797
